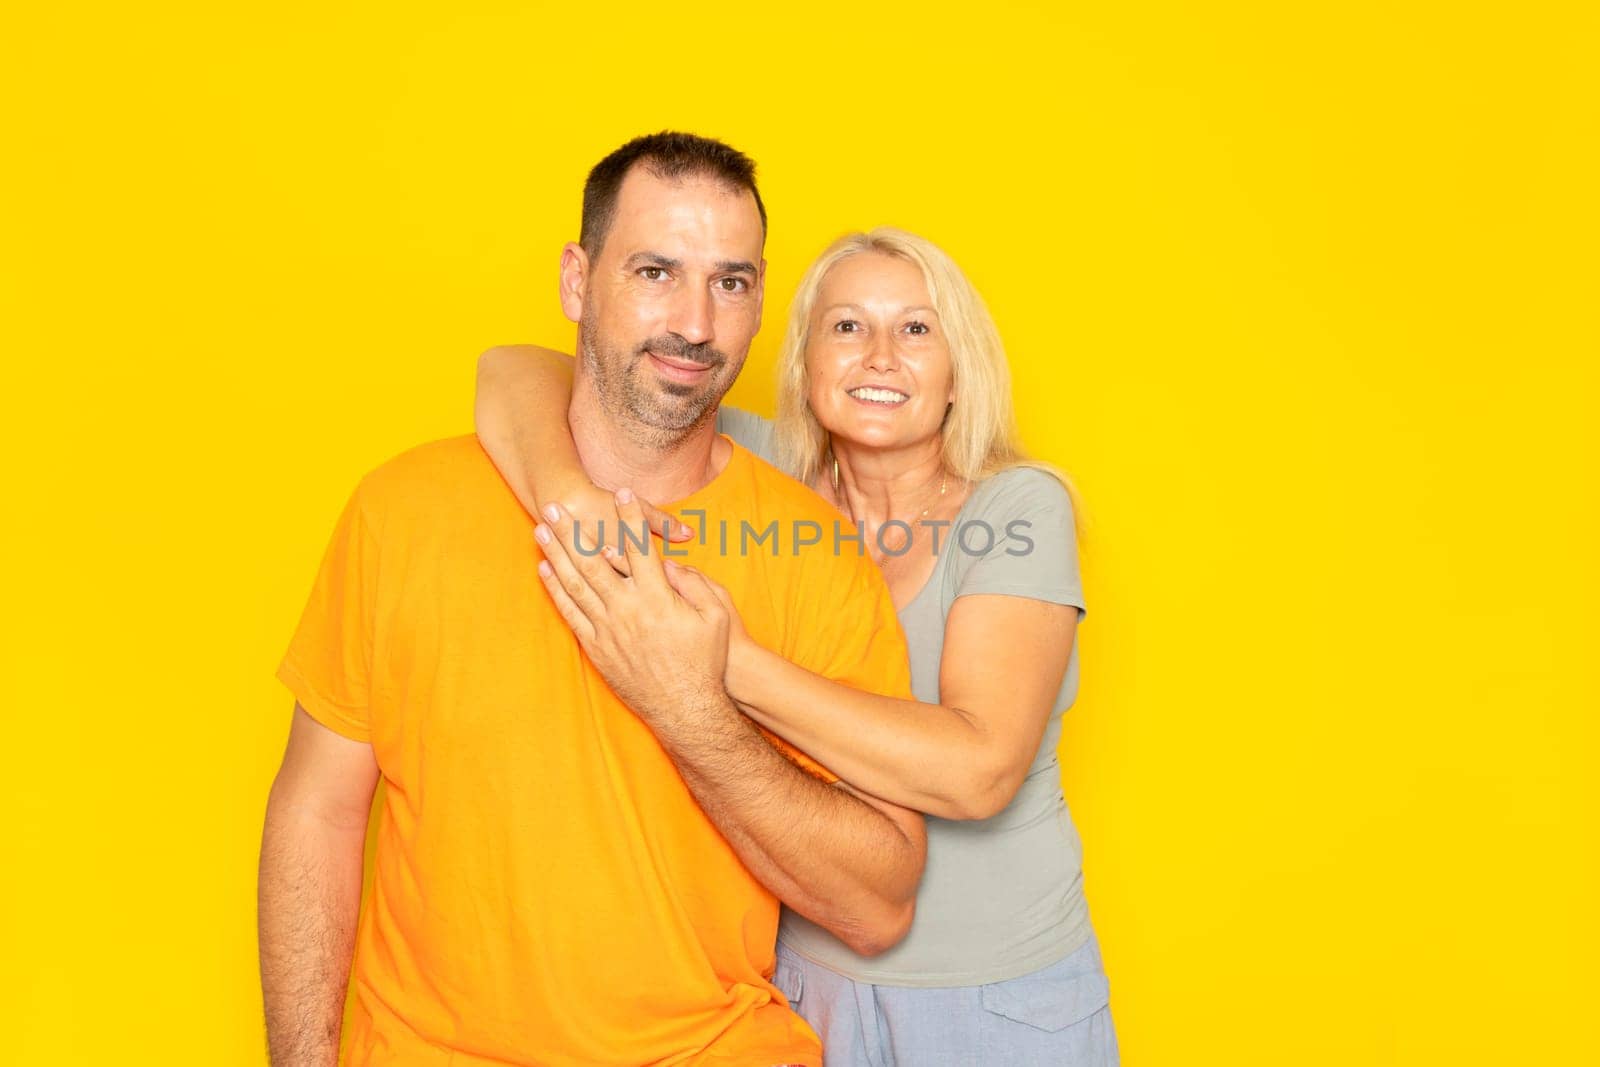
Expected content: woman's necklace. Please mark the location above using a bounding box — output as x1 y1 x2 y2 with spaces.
832 454 949 524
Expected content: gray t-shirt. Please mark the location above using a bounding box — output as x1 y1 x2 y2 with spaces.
715 407 1094 986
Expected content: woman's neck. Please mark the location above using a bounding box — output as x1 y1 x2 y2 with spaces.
824 438 951 528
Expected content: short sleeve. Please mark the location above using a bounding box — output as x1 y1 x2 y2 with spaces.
771 554 915 784
810 565 915 699
275 481 379 743
714 406 778 465
953 468 1085 619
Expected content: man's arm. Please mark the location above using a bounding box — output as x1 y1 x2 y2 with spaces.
534 496 926 956
258 704 379 1067
652 691 925 956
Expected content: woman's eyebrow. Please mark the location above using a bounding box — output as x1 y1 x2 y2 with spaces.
819 303 940 316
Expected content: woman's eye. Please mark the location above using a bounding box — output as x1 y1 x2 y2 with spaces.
906 321 929 335
834 320 860 334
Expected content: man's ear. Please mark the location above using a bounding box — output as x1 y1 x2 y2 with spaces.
559 242 588 324
754 256 768 333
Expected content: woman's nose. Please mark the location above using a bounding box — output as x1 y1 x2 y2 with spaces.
862 333 900 372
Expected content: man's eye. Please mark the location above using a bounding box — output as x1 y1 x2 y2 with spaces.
717 277 747 292
906 321 929 335
640 267 667 281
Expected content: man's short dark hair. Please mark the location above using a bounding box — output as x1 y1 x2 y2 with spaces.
580 131 767 258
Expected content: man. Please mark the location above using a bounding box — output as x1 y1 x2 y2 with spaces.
259 131 925 1067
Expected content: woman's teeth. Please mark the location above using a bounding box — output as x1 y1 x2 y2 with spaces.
848 387 909 405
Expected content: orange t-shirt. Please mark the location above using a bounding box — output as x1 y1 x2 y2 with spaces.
276 434 912 1067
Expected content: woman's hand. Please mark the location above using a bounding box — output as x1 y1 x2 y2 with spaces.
661 562 761 703
534 490 728 727
541 482 696 577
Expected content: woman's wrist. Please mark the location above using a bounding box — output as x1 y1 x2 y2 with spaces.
724 635 768 708
543 471 600 509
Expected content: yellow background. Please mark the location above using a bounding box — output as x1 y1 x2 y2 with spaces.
3 2 1595 1063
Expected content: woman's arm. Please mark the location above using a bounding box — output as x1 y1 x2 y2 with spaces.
535 495 924 955
475 344 581 518
724 594 1078 821
475 344 689 555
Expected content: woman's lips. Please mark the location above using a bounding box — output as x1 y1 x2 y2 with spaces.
846 386 910 407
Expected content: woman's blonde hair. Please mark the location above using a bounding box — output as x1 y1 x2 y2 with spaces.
772 227 1081 521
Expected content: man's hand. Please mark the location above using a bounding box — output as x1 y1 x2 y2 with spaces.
534 489 728 726
535 490 925 956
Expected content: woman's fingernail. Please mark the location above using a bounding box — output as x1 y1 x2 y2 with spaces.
542 504 560 523
534 525 551 545
538 560 552 578
615 487 633 504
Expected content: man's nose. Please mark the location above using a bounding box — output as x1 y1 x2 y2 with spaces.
667 283 715 347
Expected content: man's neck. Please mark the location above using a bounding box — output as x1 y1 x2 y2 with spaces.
568 378 729 504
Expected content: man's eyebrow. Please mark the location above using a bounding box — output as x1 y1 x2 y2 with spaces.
715 259 759 275
623 251 683 270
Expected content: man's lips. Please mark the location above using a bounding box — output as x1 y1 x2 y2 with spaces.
647 350 715 383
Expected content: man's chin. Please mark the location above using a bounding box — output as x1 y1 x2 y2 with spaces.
644 376 721 416
622 393 716 437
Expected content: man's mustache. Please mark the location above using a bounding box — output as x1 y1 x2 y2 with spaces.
637 335 726 368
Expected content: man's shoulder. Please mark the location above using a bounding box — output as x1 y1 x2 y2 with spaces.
720 443 890 596
733 451 912 686
351 434 507 523
729 441 842 525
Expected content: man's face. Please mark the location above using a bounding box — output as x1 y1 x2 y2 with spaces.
562 167 766 444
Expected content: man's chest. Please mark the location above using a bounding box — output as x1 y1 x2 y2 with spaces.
361 531 789 778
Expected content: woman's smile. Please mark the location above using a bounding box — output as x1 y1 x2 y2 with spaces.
846 385 911 407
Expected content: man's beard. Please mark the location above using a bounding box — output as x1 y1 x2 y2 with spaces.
579 314 734 448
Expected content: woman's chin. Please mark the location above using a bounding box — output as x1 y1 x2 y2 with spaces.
824 421 936 454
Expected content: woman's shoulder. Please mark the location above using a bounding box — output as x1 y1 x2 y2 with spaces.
714 405 777 463
949 465 1085 612
942 469 1077 569
966 465 1075 523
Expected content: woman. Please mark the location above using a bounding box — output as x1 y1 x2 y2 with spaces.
477 228 1118 1064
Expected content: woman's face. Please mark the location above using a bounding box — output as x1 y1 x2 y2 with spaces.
804 251 955 455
